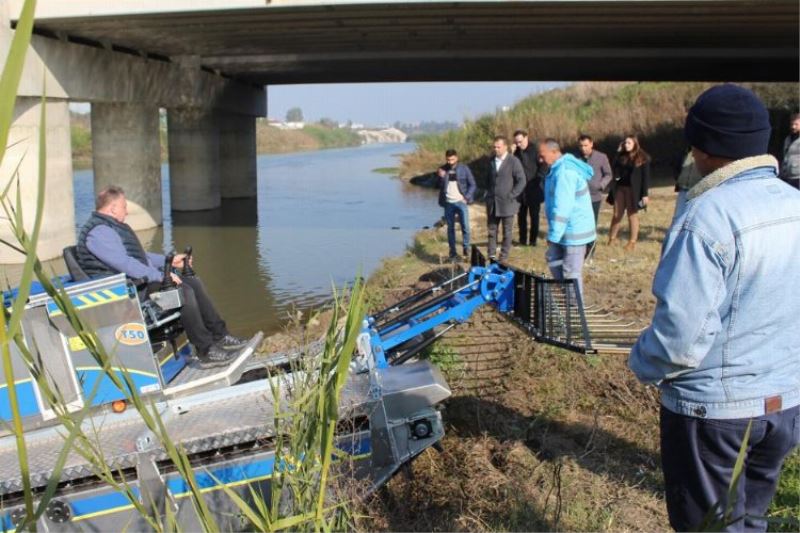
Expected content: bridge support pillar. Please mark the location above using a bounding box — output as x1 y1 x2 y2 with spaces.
167 108 221 211
0 97 75 263
91 102 163 229
219 113 257 198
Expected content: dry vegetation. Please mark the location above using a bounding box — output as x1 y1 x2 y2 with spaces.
401 82 798 189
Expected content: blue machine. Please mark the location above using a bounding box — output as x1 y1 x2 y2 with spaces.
358 263 515 369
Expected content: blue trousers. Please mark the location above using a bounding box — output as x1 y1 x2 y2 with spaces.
444 201 470 255
660 405 800 531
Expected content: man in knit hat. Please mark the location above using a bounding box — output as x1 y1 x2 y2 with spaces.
629 84 800 531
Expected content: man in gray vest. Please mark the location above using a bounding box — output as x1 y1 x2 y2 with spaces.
76 186 247 368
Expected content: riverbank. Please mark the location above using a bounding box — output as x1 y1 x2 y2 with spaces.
259 182 798 531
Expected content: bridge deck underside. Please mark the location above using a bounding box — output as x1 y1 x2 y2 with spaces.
17 1 800 83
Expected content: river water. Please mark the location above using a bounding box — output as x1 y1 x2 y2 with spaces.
67 143 439 337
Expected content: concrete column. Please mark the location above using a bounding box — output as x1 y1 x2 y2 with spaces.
0 97 75 263
167 108 221 211
91 102 163 229
219 113 257 198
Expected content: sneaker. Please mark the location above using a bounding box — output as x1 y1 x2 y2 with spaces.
216 334 248 351
197 344 236 368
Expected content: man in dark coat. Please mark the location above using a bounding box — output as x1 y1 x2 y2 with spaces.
487 136 526 261
513 130 543 246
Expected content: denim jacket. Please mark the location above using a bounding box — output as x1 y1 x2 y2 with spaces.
437 163 477 207
629 155 800 419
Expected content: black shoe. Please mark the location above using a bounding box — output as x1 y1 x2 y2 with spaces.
448 251 459 259
462 248 469 257
197 344 236 368
216 334 248 351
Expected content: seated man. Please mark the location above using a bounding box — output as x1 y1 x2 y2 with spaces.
75 186 247 368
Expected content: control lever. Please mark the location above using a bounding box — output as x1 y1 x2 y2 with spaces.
161 252 176 290
181 246 196 278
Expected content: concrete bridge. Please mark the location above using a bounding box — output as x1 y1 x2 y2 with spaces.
1 0 798 262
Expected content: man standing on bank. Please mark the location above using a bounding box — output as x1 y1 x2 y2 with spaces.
513 130 543 246
577 134 612 257
76 186 248 369
486 136 526 262
538 139 596 299
437 149 477 259
629 85 800 532
779 112 800 189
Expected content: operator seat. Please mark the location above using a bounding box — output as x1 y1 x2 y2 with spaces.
62 246 90 282
61 246 183 339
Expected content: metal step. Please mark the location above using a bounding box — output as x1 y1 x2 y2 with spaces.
162 332 264 398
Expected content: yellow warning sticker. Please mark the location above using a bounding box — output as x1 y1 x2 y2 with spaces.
114 323 148 346
68 336 87 351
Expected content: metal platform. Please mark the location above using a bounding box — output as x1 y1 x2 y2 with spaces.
0 367 372 498
163 332 264 397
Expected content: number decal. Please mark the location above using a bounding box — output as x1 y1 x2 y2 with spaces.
115 323 148 346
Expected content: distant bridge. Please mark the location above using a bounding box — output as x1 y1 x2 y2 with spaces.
1 0 798 262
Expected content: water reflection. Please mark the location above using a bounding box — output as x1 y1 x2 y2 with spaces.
55 144 439 337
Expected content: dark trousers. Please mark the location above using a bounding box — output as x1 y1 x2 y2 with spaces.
517 201 541 245
147 277 227 354
586 200 602 258
487 213 514 260
660 405 800 532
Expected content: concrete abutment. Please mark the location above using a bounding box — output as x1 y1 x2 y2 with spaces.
219 113 257 199
0 97 75 263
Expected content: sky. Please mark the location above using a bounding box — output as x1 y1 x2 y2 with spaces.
267 82 567 126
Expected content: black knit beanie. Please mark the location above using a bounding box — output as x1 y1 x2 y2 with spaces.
684 84 771 160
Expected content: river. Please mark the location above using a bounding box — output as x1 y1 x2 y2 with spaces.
67 143 439 337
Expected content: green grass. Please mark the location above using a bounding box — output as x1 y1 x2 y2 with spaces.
302 124 361 149
769 449 800 531
371 167 399 175
424 341 462 375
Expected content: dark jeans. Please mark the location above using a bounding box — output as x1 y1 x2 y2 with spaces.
586 200 602 258
487 213 514 260
517 201 541 245
147 277 228 355
444 201 470 255
660 405 800 532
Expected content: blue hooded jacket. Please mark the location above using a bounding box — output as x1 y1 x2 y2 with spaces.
544 154 596 245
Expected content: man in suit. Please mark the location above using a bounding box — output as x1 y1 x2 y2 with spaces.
487 136 526 261
513 130 543 246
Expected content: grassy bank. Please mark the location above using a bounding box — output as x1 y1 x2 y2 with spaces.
255 121 362 154
69 116 363 168
331 182 798 531
401 82 798 187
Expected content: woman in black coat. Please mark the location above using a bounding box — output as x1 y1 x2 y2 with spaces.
607 135 651 251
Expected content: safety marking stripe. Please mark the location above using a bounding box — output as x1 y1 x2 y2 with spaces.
160 340 189 367
0 377 33 390
74 366 159 379
46 284 129 317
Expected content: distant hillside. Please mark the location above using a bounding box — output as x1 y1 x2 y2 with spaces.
401 82 799 187
69 115 363 169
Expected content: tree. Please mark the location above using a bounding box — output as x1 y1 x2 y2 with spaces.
286 107 304 122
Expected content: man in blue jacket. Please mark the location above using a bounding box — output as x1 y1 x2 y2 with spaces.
437 149 477 259
629 85 800 531
538 139 596 299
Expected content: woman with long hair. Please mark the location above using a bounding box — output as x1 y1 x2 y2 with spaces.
607 135 651 251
